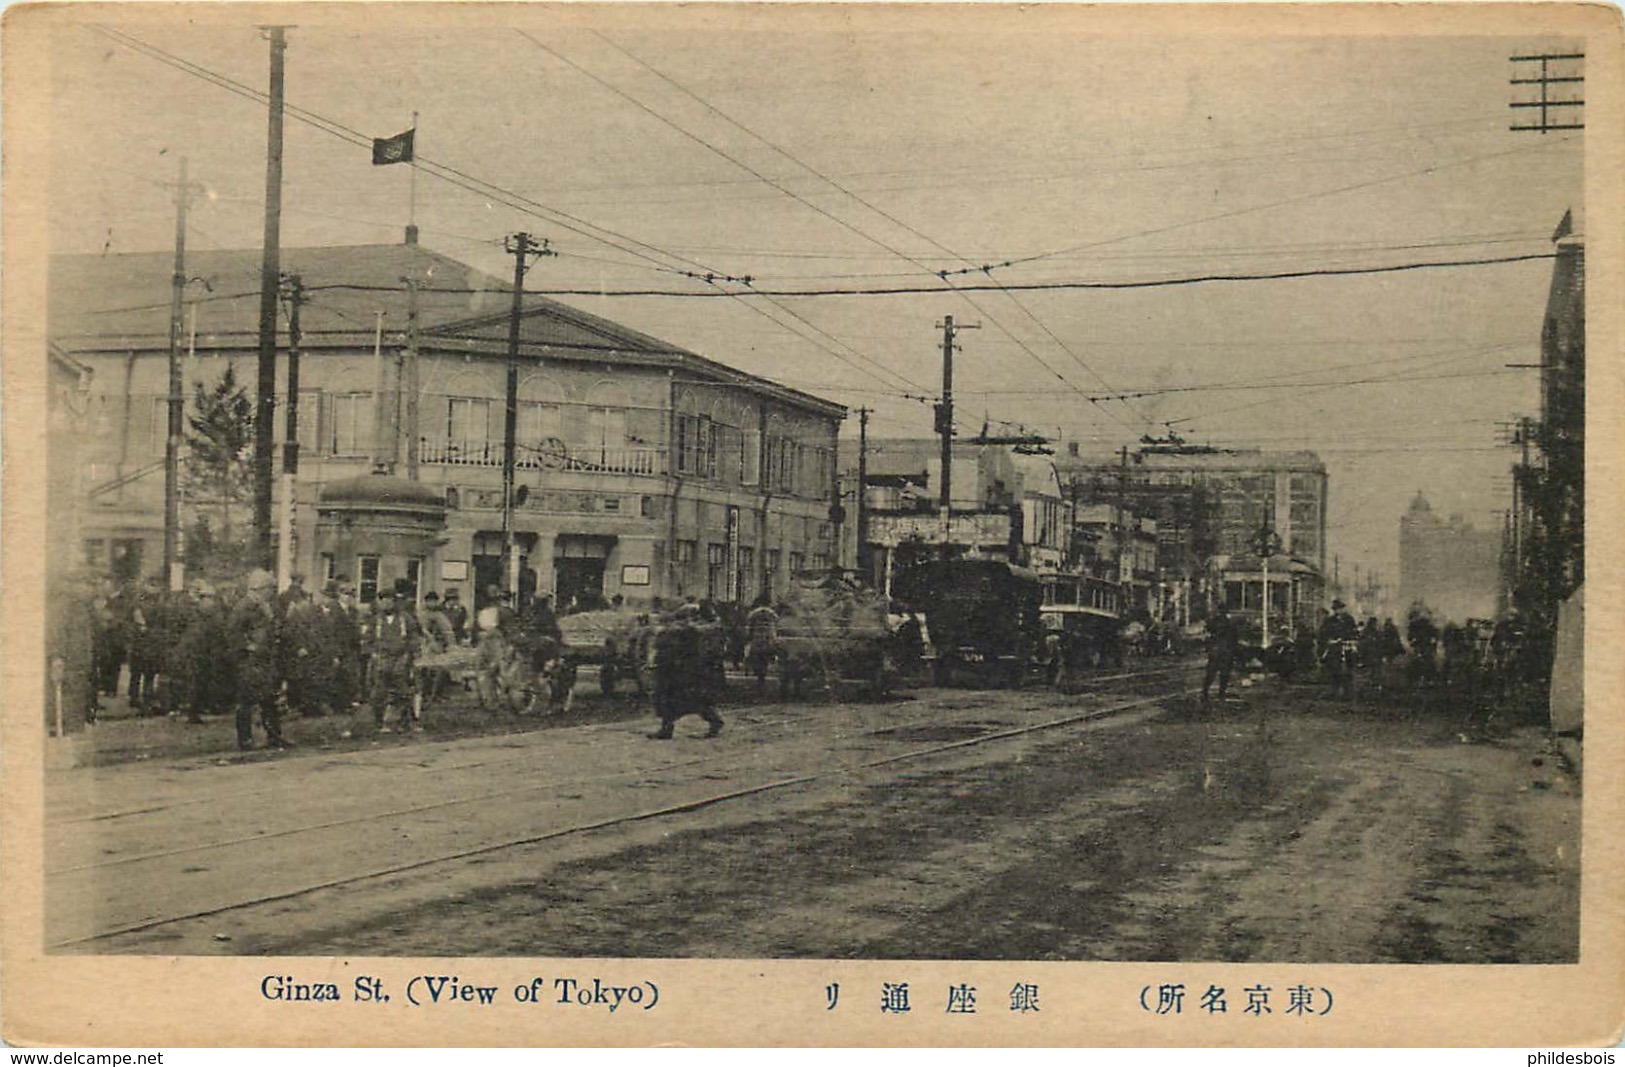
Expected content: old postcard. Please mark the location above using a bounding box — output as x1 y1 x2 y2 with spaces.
3 1 1621 1048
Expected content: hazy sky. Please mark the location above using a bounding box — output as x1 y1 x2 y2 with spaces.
44 8 1586 587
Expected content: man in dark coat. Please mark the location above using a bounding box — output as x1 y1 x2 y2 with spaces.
230 569 288 750
369 580 422 732
174 580 230 723
126 576 166 714
281 582 326 716
649 605 723 740
91 578 130 704
1201 605 1240 703
1320 598 1360 698
1407 605 1440 688
441 589 469 644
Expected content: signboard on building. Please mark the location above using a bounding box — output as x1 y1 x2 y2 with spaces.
870 511 1012 546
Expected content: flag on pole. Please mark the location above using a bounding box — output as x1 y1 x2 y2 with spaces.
372 128 415 166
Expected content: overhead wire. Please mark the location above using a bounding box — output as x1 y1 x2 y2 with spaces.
514 29 934 398
88 24 928 400
569 30 1149 435
957 134 1580 277
101 250 1542 300
88 26 742 285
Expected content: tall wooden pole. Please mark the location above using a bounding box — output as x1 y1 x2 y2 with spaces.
855 407 871 582
163 156 191 591
276 274 304 591
501 233 552 598
252 27 288 569
404 276 420 478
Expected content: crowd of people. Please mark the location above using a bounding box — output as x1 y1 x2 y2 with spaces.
45 569 740 749
1200 595 1545 706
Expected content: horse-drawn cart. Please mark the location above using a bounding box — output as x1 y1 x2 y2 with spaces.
556 609 656 695
773 577 896 698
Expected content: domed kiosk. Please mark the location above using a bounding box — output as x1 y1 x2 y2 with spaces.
315 471 447 602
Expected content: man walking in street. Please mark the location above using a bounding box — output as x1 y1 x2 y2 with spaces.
1202 605 1240 705
649 604 723 740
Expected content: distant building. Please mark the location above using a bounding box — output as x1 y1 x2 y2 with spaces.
841 438 1026 591
49 240 844 608
1398 492 1500 623
1056 443 1328 630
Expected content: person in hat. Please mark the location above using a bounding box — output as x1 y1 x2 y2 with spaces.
229 569 289 750
416 591 457 702
281 577 326 717
174 579 229 724
1406 602 1440 690
441 588 469 644
125 575 168 715
1201 604 1240 704
648 603 723 740
369 580 423 732
326 578 364 712
1320 598 1361 699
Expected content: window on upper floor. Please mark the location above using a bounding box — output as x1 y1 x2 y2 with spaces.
328 393 375 456
676 414 715 477
447 397 494 449
767 436 799 494
742 428 761 486
517 400 563 449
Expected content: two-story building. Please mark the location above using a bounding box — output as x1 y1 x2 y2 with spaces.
49 239 844 608
841 438 1027 592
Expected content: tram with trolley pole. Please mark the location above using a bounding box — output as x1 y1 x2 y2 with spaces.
1036 569 1126 677
893 558 1044 688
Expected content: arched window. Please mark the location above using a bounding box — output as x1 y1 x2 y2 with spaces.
583 381 631 468
674 387 714 478
517 373 565 469
711 397 755 485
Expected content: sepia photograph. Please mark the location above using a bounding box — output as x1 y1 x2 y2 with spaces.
3 1 1621 1048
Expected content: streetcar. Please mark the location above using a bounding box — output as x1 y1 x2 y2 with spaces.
893 559 1044 688
1036 571 1125 672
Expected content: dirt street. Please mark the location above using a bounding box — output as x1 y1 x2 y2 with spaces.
49 669 1579 962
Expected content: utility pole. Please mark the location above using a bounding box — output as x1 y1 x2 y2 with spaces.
1116 444 1129 588
934 316 977 559
371 310 390 469
403 274 421 479
252 26 288 570
1510 53 1585 133
501 232 554 599
276 273 306 592
163 156 201 592
855 407 871 583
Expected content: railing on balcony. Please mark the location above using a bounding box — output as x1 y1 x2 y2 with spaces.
419 438 664 477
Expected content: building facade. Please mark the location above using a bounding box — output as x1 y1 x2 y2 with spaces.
1056 443 1328 627
841 438 1028 591
1508 223 1584 625
49 241 844 608
1398 492 1500 623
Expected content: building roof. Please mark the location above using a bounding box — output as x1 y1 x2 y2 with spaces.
1059 445 1326 475
49 242 845 419
318 472 447 510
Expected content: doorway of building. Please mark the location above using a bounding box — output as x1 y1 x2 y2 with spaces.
554 557 606 613
110 538 144 584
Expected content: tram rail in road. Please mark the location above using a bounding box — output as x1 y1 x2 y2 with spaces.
47 661 1199 952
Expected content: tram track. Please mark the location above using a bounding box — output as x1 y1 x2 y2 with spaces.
49 661 1193 830
49 663 1197 951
